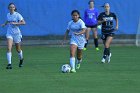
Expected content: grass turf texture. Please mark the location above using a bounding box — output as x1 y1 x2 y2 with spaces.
0 46 140 93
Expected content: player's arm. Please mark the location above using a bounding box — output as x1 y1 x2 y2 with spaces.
96 9 99 19
113 13 118 30
115 18 118 30
63 30 70 41
62 29 70 45
18 19 26 25
74 28 86 35
1 21 9 27
84 10 87 22
97 13 106 25
98 18 106 25
11 13 26 26
74 21 86 35
11 19 26 26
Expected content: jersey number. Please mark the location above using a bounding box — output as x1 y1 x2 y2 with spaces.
106 21 110 26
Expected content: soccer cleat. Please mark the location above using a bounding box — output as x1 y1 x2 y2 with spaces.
71 69 76 73
76 63 80 69
107 53 112 63
6 64 12 69
101 58 106 63
95 47 99 51
19 59 24 67
83 48 87 51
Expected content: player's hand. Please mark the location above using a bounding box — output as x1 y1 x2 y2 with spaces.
115 26 118 30
1 24 5 27
113 26 118 31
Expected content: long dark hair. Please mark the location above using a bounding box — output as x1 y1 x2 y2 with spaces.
8 3 17 11
71 10 81 19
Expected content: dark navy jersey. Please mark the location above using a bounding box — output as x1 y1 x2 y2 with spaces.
98 12 117 34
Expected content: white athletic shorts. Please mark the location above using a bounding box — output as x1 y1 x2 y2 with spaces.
70 37 86 50
6 33 22 43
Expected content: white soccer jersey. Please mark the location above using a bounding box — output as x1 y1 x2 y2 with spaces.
7 12 23 35
67 19 86 49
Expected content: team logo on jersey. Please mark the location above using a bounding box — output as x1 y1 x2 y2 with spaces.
88 13 95 19
103 17 113 21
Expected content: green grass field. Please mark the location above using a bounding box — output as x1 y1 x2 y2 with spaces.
0 46 140 93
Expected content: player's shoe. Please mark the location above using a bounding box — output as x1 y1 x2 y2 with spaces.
101 58 106 63
95 47 99 51
76 63 80 70
107 53 112 63
83 48 87 51
6 64 12 69
71 69 76 73
19 59 24 67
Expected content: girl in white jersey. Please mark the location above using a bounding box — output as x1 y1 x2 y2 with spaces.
1 3 26 69
63 10 86 73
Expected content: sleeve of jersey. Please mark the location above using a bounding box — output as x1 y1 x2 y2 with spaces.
17 13 24 21
7 14 8 21
84 10 87 22
96 9 99 18
67 22 71 30
113 13 117 20
80 20 86 29
97 13 102 21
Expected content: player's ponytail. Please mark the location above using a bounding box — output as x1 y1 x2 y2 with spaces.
8 3 17 11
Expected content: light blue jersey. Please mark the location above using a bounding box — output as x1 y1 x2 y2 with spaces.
7 12 23 35
67 19 86 49
6 12 24 43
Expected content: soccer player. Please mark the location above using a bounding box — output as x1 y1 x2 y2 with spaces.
1 3 26 69
63 10 86 73
98 3 118 63
84 0 99 51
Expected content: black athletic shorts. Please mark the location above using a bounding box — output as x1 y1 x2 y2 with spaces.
101 33 115 40
86 25 97 28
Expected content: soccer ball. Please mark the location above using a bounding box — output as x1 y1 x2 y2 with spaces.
61 64 71 73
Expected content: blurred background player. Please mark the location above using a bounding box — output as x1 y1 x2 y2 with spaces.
1 3 26 69
63 10 86 73
84 0 99 51
98 3 118 63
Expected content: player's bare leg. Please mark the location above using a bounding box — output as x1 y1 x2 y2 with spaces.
15 43 24 67
6 38 13 69
84 28 91 50
70 44 77 72
102 36 113 63
92 28 99 51
76 49 82 69
105 36 113 63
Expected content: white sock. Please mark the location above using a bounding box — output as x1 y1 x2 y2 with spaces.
7 52 12 64
70 57 75 70
18 50 23 60
77 59 82 64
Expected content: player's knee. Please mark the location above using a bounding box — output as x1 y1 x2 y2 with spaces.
77 54 82 60
105 43 110 48
77 56 82 60
16 49 21 53
7 48 11 52
16 47 21 53
70 53 75 57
